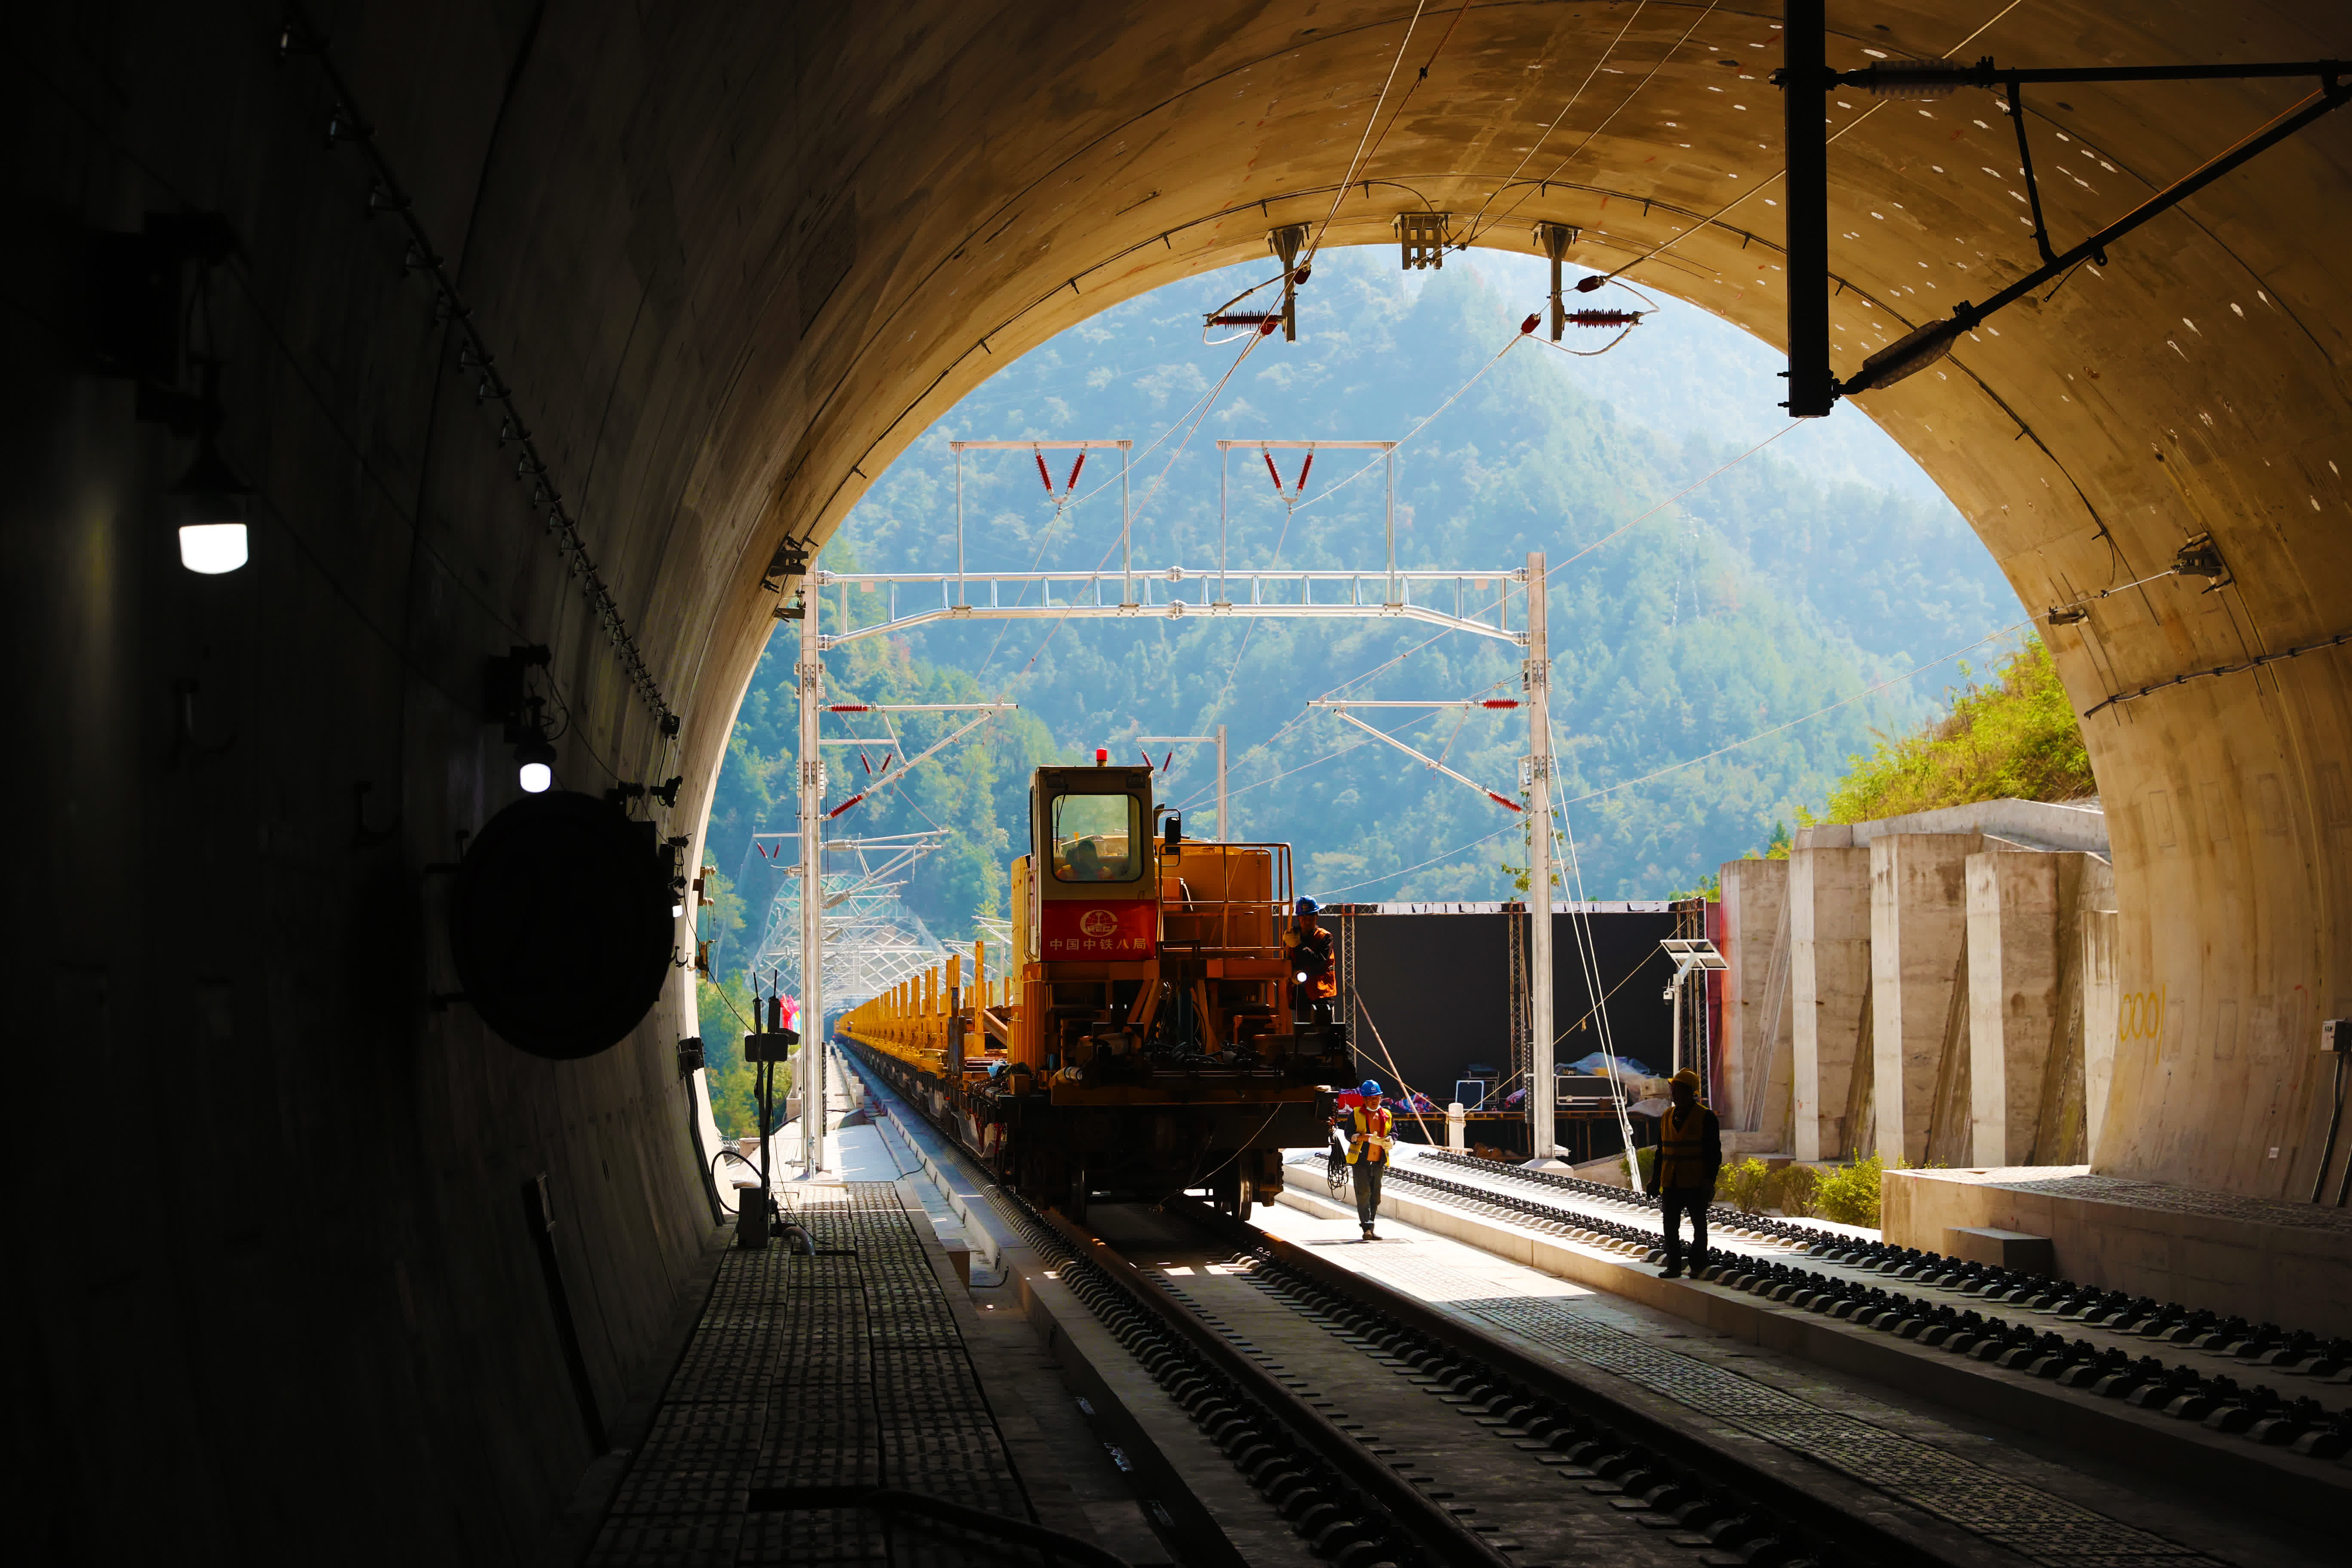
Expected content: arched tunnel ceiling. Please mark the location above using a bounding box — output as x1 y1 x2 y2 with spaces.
15 3 2352 1556
564 0 2348 1197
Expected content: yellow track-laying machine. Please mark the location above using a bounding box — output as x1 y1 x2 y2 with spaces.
839 759 1354 1219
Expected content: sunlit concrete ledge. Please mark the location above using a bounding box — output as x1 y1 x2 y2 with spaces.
1277 1175 2352 1531
1883 1165 2352 1339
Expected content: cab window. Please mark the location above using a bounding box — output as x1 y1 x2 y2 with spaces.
1050 793 1140 882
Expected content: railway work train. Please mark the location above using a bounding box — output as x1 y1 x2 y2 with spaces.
839 758 1354 1219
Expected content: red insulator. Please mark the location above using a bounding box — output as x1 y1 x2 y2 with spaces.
1574 275 1606 293
1520 313 1540 335
1066 451 1086 490
1566 309 1642 328
1480 699 1521 709
1259 316 1280 335
1035 451 1054 494
827 792 866 818
826 703 873 712
1264 451 1283 492
1486 792 1525 813
1296 451 1314 492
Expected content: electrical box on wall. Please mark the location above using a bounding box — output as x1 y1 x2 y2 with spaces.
2323 1018 2349 1054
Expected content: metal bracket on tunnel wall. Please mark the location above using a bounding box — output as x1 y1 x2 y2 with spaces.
1772 7 2352 406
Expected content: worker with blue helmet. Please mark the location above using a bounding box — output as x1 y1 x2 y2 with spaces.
1333 1077 1394 1239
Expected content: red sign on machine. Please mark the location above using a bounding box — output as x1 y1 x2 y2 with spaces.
1040 899 1156 959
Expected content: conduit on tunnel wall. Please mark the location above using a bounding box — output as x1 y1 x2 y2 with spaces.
9 1 2352 1558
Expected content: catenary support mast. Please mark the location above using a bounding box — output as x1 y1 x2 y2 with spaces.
798 563 826 1176
1525 551 1555 1159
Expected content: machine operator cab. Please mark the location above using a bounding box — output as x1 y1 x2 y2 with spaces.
1032 759 1156 961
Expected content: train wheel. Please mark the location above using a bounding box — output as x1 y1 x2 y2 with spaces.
1211 1162 1243 1219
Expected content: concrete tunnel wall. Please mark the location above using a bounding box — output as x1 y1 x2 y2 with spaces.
8 0 2351 1557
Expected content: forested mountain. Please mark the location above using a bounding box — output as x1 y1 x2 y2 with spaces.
701 250 2023 969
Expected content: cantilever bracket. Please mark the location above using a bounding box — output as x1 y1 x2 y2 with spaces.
1774 11 2352 407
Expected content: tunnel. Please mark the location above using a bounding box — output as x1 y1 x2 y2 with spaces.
11 1 2351 1558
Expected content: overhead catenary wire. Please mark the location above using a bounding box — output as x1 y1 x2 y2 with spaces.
1006 328 1271 680
1299 0 1434 269
1464 1 1721 246
1561 616 2036 806
1182 350 1798 830
1317 613 2043 897
1547 781 1646 1189
1457 0 1661 247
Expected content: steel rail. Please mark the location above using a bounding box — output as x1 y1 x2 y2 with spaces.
843 1038 1908 1564
1038 1207 1518 1568
842 1038 1505 1566
1164 1196 1935 1568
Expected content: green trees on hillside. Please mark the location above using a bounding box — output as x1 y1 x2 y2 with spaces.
704 250 2028 944
1825 636 2094 821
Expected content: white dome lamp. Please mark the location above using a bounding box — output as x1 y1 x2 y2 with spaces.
170 361 251 575
516 732 557 794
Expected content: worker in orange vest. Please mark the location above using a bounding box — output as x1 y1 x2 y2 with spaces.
1336 1079 1395 1240
1655 1069 1723 1278
1284 897 1337 1024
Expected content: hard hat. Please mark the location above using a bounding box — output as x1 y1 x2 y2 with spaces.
1670 1069 1701 1090
1360 1078 1382 1097
1296 896 1320 916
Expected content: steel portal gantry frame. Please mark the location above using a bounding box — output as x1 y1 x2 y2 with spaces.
1219 439 1401 609
794 451 1548 1161
952 439 1133 608
814 564 1526 646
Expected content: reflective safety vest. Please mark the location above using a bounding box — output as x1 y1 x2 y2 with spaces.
1344 1104 1395 1165
1656 1102 1721 1190
1284 922 1337 999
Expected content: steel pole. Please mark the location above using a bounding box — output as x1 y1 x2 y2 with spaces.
1782 0 1834 416
1525 552 1555 1159
798 557 825 1176
1216 724 1228 841
1671 973 1684 1079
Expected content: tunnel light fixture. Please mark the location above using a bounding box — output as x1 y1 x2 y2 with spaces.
169 361 252 574
177 521 249 575
517 732 556 794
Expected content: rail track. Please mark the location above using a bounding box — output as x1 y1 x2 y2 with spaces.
847 1057 1978 1568
1377 1152 2352 1461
